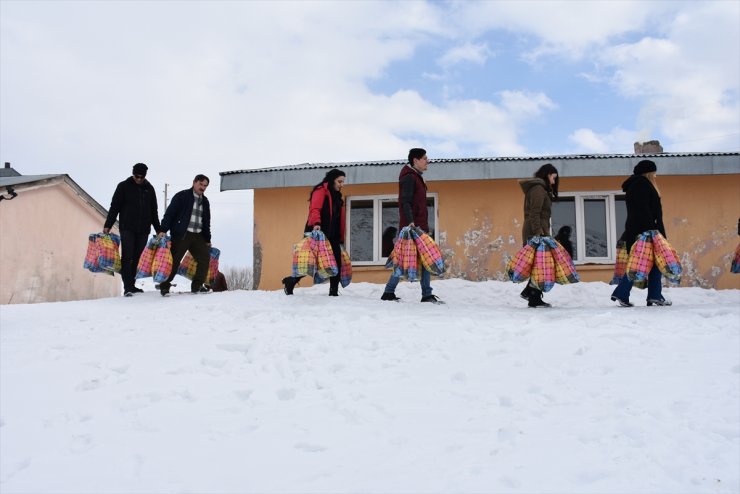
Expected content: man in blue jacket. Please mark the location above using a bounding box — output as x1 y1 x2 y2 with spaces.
158 174 212 296
104 163 161 297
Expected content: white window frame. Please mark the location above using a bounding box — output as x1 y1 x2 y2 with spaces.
346 193 439 266
554 190 625 264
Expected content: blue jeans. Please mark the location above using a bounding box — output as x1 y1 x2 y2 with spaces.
384 268 433 298
611 264 663 302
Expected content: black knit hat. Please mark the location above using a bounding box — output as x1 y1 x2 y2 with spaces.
132 163 148 176
633 159 657 175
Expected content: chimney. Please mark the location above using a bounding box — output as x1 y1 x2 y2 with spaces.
4 162 9 168
634 140 663 154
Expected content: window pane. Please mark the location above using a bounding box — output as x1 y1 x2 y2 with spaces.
381 201 399 258
615 195 627 237
426 198 436 238
551 197 577 259
349 200 373 262
584 199 608 257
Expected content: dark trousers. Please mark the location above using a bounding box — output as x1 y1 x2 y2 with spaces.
161 231 210 291
328 239 342 294
611 264 663 302
120 230 149 291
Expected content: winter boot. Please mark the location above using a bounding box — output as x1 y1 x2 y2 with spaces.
610 295 634 307
329 279 339 296
528 289 551 308
647 298 672 306
381 292 400 301
520 284 533 300
282 276 298 295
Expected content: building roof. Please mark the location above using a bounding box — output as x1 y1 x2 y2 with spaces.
0 174 109 218
219 152 740 191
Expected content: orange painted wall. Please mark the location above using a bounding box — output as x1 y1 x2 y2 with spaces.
253 174 740 291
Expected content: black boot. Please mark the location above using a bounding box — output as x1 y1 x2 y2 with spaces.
527 288 551 308
520 284 533 300
282 276 299 295
329 278 339 296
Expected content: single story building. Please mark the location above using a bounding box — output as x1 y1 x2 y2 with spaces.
0 164 120 304
220 151 740 291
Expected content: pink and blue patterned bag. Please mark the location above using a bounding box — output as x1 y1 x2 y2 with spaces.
506 236 580 292
386 226 420 281
177 247 221 285
292 231 339 282
136 235 173 283
411 227 445 276
626 230 681 287
83 233 121 275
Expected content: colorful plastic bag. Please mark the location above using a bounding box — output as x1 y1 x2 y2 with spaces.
83 233 121 275
339 247 352 288
651 232 681 284
136 235 172 282
626 232 654 286
529 239 556 293
507 236 579 292
610 240 629 285
291 234 317 278
292 231 338 283
506 242 536 283
177 247 221 285
386 226 419 281
544 236 579 285
626 230 682 288
732 243 740 274
411 227 445 276
315 231 339 280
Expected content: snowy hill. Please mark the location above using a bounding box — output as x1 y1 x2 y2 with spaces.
1 279 739 493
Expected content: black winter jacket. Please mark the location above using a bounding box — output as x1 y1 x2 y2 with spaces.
160 188 211 242
619 174 665 250
104 177 161 233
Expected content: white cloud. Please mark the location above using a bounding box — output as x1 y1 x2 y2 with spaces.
437 42 492 68
568 127 635 154
596 2 740 151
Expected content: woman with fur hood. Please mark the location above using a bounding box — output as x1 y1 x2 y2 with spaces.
610 159 672 307
518 163 559 308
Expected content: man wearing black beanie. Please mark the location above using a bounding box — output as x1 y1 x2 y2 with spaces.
104 163 161 296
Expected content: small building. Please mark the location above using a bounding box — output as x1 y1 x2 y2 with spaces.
220 151 740 291
0 164 119 304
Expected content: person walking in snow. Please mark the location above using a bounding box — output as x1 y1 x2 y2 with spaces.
518 163 559 308
103 162 161 297
282 168 347 296
381 148 443 304
610 159 671 307
157 174 212 296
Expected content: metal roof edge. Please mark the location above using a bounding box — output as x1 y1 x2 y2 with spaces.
219 152 740 191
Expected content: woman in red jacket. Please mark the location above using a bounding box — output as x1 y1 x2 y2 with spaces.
282 169 346 296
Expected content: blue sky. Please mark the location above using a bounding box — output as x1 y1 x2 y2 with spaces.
1 0 738 267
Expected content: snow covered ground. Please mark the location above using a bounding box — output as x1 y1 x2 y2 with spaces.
1 279 739 494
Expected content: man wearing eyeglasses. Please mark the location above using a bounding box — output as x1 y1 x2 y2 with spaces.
157 174 212 296
104 162 161 297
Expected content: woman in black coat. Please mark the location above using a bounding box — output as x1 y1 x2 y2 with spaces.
610 159 671 307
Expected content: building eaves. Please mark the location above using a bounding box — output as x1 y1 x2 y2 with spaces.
0 174 109 218
219 152 740 191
